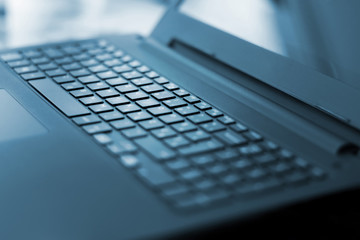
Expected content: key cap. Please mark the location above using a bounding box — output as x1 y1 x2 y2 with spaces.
180 169 203 181
78 75 100 84
55 56 73 65
164 136 190 148
22 50 42 58
121 55 132 62
95 53 113 61
166 159 190 171
175 106 199 116
104 59 122 67
137 65 150 73
126 91 148 101
97 70 117 79
119 154 140 168
178 139 224 156
117 103 141 114
110 118 135 130
8 59 30 68
89 103 113 113
107 136 137 154
145 71 159 79
21 72 46 80
185 130 211 142
243 131 263 141
70 68 91 77
99 111 124 121
137 162 175 186
195 102 211 110
174 89 189 97
151 127 177 139
215 149 239 161
79 96 103 106
46 68 66 77
214 130 248 146
163 98 187 108
159 113 184 124
29 79 90 117
106 96 130 106
147 106 171 116
106 77 127 86
218 115 236 125
239 144 262 155
1 52 23 61
83 122 112 134
115 84 138 93
163 83 179 91
61 81 83 91
131 77 152 86
184 95 200 104
87 82 109 91
136 98 160 108
153 76 169 84
139 119 164 130
171 121 197 133
81 59 99 67
31 57 50 65
14 65 37 74
70 89 93 98
200 121 226 133
93 133 112 145
113 65 132 73
73 115 101 126
122 126 147 139
134 135 176 161
127 111 152 122
53 75 75 84
141 84 163 93
97 89 120 98
122 71 142 80
62 62 81 71
230 122 248 132
191 155 215 166
152 91 175 101
206 108 223 118
187 113 212 124
89 64 108 73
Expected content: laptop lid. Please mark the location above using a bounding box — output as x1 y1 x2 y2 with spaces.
151 0 360 132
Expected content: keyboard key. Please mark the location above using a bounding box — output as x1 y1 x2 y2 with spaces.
147 106 172 116
285 172 309 186
163 98 187 108
83 122 112 134
206 108 223 118
175 106 199 116
166 159 190 171
164 136 190 148
195 102 211 110
122 70 142 80
80 59 99 67
215 149 239 161
247 168 267 180
70 89 93 98
142 84 163 93
191 155 215 167
55 56 73 65
184 95 200 104
145 71 159 79
232 159 252 170
152 91 175 101
151 127 177 139
31 56 50 64
93 133 112 145
96 89 120 98
104 59 122 67
106 77 128 86
161 183 189 198
163 83 179 91
243 131 263 141
73 115 101 126
29 79 90 117
115 84 138 93
99 111 124 121
97 70 117 79
122 126 147 139
254 153 277 165
136 98 160 108
126 91 149 101
153 76 169 84
194 179 216 191
137 65 150 73
117 103 141 114
139 119 164 130
239 144 262 155
43 48 64 58
46 68 66 77
185 130 211 142
95 53 113 61
178 139 224 156
8 59 30 68
230 122 248 132
128 111 152 122
134 135 176 161
187 113 212 124
159 113 183 124
113 65 132 73
89 103 113 113
218 115 236 125
137 162 175 186
1 52 23 61
110 118 135 130
62 62 82 71
79 96 103 106
200 121 226 133
61 81 83 91
206 164 228 176
221 173 242 185
121 55 132 63
14 65 37 74
107 139 137 155
87 82 109 91
89 64 108 73
174 89 190 97
106 96 130 106
180 169 203 181
261 140 279 151
119 154 140 168
171 121 197 133
53 75 75 84
214 130 248 146
22 50 42 58
131 77 152 86
270 162 292 175
21 72 46 80
70 68 91 77
78 75 100 84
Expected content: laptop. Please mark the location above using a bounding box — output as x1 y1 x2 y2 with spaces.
1 0 360 238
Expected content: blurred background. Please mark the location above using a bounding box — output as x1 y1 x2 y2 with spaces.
0 0 170 49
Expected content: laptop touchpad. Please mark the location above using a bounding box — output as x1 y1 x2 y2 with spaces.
0 89 47 142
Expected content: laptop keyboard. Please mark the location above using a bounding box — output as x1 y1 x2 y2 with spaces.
1 39 327 209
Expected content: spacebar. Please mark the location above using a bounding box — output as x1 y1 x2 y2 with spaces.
29 79 90 117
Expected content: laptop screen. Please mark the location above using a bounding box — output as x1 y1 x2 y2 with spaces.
180 0 360 91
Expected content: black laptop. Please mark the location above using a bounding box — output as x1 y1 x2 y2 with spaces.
1 0 360 239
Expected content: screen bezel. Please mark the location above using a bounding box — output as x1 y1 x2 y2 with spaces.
151 0 360 130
